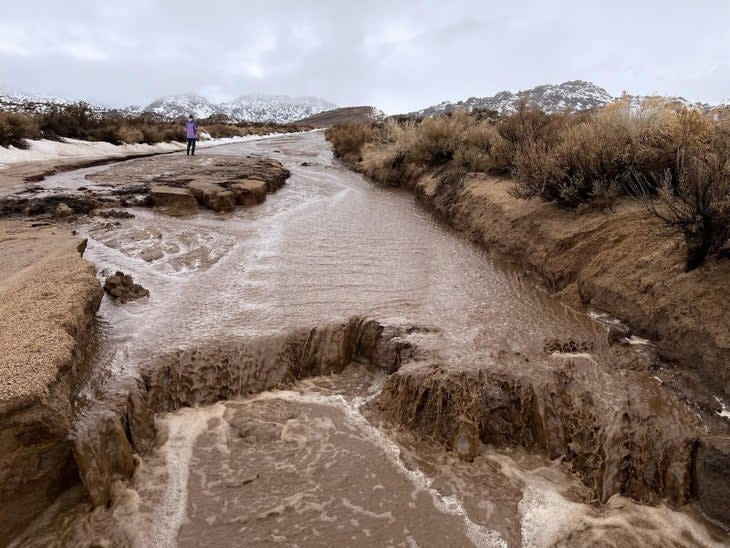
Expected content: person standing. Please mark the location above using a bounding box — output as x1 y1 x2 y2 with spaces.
185 115 198 156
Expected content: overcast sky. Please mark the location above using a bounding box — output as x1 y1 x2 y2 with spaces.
1 0 729 113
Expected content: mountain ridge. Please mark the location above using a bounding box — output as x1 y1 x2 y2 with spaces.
409 80 716 116
0 89 337 123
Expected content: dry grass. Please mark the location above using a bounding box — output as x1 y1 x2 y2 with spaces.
326 98 730 267
0 103 311 148
0 113 41 148
325 122 378 163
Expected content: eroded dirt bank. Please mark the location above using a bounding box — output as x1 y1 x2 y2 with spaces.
18 320 727 546
0 221 102 543
72 318 426 509
0 145 292 543
402 172 730 524
412 173 730 401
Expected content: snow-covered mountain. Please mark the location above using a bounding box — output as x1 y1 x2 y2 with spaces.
221 95 337 124
140 94 224 120
0 88 105 113
128 93 337 123
410 80 712 117
1 88 336 123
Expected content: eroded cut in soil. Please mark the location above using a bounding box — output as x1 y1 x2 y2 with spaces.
8 132 729 546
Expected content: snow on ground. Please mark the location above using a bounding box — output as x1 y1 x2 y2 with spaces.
0 133 296 168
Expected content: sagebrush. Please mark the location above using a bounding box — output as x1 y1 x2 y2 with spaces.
326 98 730 267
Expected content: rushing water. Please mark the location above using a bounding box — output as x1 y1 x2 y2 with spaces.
11 132 727 547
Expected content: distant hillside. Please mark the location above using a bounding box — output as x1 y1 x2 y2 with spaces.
295 106 385 127
126 93 336 123
410 80 713 116
0 89 336 124
0 89 106 114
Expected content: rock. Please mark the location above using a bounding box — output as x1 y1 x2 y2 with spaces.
54 203 74 218
229 179 267 206
149 185 199 215
139 245 164 262
103 271 150 303
694 436 730 525
95 209 135 219
187 181 235 213
210 191 235 213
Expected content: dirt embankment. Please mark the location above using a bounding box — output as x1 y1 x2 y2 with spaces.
413 173 730 402
0 150 292 542
0 221 102 543
373 169 730 525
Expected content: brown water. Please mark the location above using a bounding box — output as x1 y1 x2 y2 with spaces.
11 132 728 547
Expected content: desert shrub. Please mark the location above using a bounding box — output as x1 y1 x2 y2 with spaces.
325 99 730 212
199 113 231 125
639 151 730 270
406 112 471 166
159 126 186 142
497 103 574 150
512 141 568 199
453 121 508 173
0 112 41 148
326 111 514 184
325 122 379 163
510 99 723 206
82 124 124 145
36 102 99 140
3 103 303 148
360 119 420 185
202 124 246 139
117 125 145 144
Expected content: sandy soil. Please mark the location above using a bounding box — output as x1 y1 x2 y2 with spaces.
0 220 101 404
0 218 102 543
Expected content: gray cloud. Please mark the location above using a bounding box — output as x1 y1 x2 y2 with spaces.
1 0 729 113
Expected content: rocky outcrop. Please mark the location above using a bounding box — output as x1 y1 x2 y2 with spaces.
229 179 267 206
149 185 199 215
186 181 236 213
0 229 102 543
0 193 102 217
89 154 290 208
103 271 150 303
1 155 291 219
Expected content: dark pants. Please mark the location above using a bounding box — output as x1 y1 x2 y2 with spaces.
187 138 196 155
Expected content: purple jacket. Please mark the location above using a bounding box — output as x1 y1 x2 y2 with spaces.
185 120 198 139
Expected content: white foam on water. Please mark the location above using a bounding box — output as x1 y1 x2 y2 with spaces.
245 387 508 548
518 484 586 547
486 452 727 547
148 403 226 548
627 335 651 346
715 396 730 419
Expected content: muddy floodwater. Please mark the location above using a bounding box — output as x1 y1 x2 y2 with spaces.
12 132 728 547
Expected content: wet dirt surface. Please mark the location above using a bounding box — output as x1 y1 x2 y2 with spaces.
9 132 729 547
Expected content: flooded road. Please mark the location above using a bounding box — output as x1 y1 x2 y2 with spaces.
11 132 727 546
